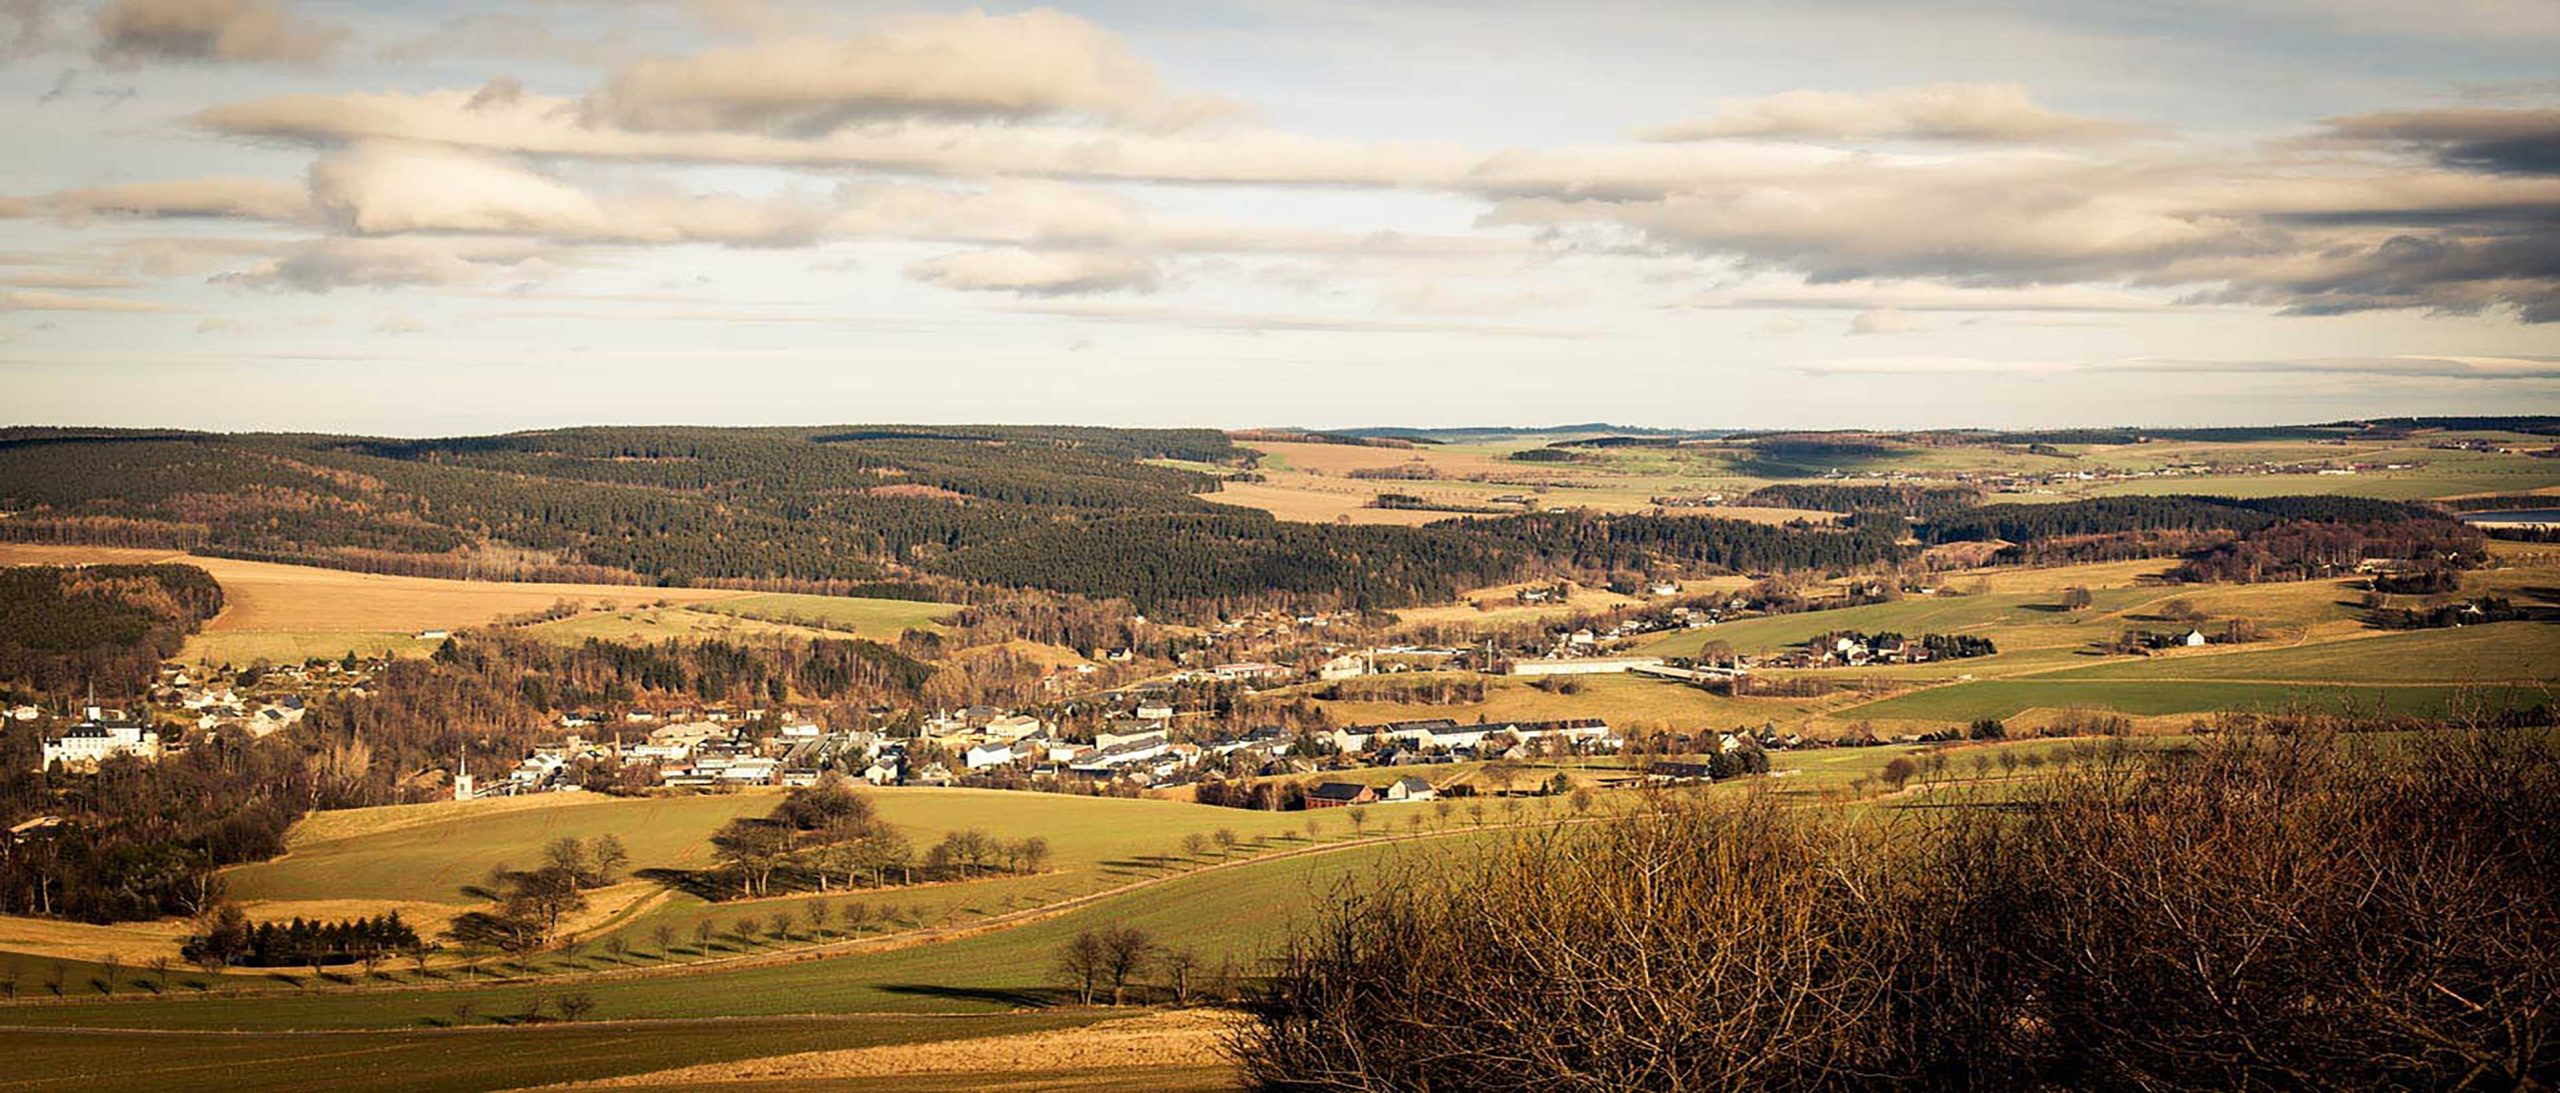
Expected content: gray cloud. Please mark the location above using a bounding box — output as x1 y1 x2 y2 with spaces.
92 0 349 67
4 0 55 59
2322 106 2560 175
214 237 557 293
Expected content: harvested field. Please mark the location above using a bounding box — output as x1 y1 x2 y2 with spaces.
576 1007 1235 1087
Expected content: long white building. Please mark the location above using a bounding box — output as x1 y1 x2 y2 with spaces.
40 707 161 770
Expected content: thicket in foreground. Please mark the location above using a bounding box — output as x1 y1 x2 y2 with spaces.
1234 729 2559 1091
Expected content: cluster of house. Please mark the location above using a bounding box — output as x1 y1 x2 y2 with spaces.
1761 634 1971 669
1958 457 2425 495
1324 717 1618 761
487 718 890 796
24 660 376 771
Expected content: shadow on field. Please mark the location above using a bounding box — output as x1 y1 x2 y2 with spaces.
635 866 729 901
1100 855 1185 873
877 983 1067 1008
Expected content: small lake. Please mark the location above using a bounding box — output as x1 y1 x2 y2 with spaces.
2458 509 2560 526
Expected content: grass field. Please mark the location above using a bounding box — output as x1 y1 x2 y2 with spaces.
2035 622 2560 684
1838 679 2533 722
695 593 957 637
1395 580 1649 625
0 545 961 664
516 606 840 647
227 789 1332 909
0 833 1459 1030
1275 671 1831 732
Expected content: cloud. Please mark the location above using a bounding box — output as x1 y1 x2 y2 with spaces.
193 88 1473 186
905 248 1158 296
2321 106 2560 175
2129 354 2560 379
583 8 1236 134
215 237 557 293
308 142 830 246
1639 83 2143 144
4 0 56 59
1 272 141 289
1004 301 1603 339
372 311 424 334
1793 356 2071 376
8 176 310 222
1 289 183 312
92 0 348 66
1680 281 2174 312
1791 353 2560 380
1484 148 2560 321
1849 307 1929 334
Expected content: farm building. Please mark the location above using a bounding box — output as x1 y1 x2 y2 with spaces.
1306 782 1379 809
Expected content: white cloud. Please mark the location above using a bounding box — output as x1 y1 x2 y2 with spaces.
1 272 142 289
1639 83 2143 143
583 8 1238 133
1848 307 1929 334
7 176 310 222
308 142 830 246
1 289 185 312
905 248 1159 296
1681 281 2174 312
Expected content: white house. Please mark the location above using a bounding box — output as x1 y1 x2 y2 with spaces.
1318 653 1369 681
2183 629 2209 647
985 714 1049 740
1383 776 1438 802
1068 733 1169 774
720 757 782 784
964 742 1017 770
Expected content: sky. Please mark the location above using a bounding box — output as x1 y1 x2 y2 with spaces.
2 0 2557 435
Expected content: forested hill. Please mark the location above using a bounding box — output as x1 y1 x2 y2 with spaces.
0 426 1935 613
0 424 1229 583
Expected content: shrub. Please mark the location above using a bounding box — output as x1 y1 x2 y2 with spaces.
1234 728 2560 1091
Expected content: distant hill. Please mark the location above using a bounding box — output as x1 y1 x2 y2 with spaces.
1315 423 1738 444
